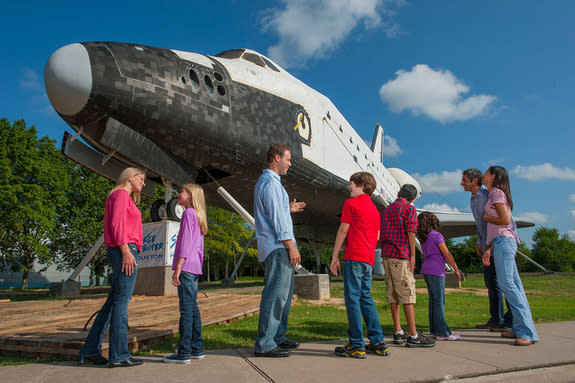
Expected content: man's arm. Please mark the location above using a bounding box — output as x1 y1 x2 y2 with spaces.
330 222 350 276
408 231 416 274
281 239 301 266
290 198 306 213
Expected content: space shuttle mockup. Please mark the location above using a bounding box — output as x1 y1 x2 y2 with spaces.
44 42 532 243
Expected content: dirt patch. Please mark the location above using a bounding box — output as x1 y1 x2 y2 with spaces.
416 287 489 296
302 297 346 309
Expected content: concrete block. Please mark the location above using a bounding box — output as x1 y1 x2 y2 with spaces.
133 266 178 296
445 271 461 288
294 274 330 300
49 280 81 297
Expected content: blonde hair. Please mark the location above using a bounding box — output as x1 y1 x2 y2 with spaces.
110 167 146 204
182 183 208 235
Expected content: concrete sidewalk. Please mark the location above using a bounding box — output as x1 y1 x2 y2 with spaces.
3 321 574 383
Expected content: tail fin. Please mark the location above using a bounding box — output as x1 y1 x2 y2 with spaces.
371 123 384 163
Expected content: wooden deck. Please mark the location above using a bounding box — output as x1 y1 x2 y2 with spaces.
0 292 261 359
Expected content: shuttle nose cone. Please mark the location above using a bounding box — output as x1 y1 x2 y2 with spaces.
44 43 92 116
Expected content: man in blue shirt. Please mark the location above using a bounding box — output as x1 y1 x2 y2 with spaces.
461 168 513 331
254 144 306 357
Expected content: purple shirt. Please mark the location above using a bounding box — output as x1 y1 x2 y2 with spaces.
420 231 447 277
485 188 519 246
172 208 204 275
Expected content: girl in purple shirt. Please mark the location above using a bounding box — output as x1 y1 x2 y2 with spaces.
164 184 209 363
417 212 461 341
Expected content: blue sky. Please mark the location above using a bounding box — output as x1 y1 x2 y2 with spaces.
1 0 574 245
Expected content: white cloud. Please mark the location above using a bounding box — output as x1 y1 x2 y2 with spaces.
570 194 575 203
379 64 496 123
20 68 41 90
262 0 403 68
511 163 575 182
568 231 575 240
421 203 461 213
412 169 462 194
572 209 575 219
518 212 549 224
384 135 403 157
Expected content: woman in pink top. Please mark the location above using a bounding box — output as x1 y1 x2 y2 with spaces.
79 167 146 367
163 184 208 364
482 166 538 346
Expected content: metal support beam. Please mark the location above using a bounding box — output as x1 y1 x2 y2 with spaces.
68 234 105 282
517 250 553 274
222 233 256 285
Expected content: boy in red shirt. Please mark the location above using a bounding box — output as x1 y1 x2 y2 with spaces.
330 172 390 358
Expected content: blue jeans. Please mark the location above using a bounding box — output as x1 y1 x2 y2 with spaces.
254 248 294 353
484 259 513 326
177 272 203 355
343 260 384 348
424 274 451 337
79 244 138 362
492 237 539 341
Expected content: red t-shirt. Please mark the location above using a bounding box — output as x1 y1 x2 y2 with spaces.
341 194 380 266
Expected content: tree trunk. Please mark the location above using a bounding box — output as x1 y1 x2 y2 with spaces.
21 268 29 289
21 252 34 289
207 256 211 282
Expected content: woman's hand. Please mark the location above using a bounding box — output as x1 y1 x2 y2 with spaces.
121 245 137 276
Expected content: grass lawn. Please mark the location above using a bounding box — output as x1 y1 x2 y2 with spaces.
2 273 573 365
145 272 575 354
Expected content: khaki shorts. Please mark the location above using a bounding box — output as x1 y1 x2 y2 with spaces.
382 257 416 304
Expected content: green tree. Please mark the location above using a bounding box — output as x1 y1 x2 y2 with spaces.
531 227 575 272
50 164 112 286
0 119 68 288
204 206 257 281
447 236 483 273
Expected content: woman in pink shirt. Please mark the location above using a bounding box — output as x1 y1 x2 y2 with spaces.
163 184 208 364
482 166 538 346
79 167 146 367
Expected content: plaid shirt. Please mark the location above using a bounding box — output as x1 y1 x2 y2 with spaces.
380 198 418 259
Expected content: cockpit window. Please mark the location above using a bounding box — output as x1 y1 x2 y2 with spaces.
242 52 266 67
215 49 245 59
216 49 281 72
261 57 280 72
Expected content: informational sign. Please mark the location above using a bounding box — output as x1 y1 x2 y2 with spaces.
136 221 180 268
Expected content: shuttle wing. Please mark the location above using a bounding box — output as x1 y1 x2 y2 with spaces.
426 210 535 239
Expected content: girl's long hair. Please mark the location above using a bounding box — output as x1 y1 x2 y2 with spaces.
182 183 208 235
110 167 145 204
488 166 513 211
417 211 440 243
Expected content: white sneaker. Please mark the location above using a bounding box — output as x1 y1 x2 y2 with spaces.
435 333 461 341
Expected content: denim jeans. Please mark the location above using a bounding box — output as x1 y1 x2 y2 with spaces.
177 272 203 355
254 248 294 353
79 244 138 362
424 274 451 337
492 236 539 341
343 260 384 348
484 259 513 326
